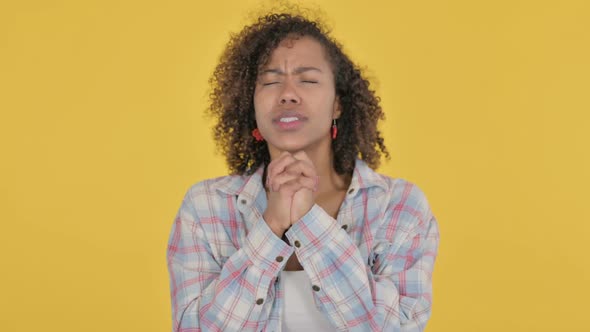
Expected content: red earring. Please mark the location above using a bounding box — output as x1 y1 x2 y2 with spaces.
252 128 264 142
331 119 338 139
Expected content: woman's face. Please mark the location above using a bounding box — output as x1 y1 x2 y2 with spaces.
253 36 341 155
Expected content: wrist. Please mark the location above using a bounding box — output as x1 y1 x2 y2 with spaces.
270 224 285 238
263 213 287 238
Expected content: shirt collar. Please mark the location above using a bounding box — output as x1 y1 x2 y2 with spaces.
210 158 388 197
348 159 388 193
209 159 388 234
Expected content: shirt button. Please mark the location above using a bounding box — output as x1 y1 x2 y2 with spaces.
294 240 301 248
348 188 355 194
341 224 348 230
275 256 284 262
312 285 320 292
240 199 247 205
256 298 264 305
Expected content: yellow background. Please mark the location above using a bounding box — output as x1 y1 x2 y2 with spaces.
1 0 588 331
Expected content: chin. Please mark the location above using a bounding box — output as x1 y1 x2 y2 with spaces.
273 142 308 153
268 134 329 154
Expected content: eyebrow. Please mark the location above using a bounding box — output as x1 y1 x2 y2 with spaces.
260 66 323 75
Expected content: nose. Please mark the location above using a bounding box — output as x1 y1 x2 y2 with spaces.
278 81 301 105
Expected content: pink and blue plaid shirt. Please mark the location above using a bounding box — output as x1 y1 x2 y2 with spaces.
167 159 440 331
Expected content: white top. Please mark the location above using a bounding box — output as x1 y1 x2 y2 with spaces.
280 270 336 332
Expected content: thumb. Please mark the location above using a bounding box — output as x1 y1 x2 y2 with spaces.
293 150 313 165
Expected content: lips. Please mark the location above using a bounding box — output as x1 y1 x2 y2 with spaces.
279 116 300 123
272 111 307 131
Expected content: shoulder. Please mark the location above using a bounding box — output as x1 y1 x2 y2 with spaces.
186 173 245 196
367 170 435 233
384 177 432 218
355 160 433 222
180 173 246 214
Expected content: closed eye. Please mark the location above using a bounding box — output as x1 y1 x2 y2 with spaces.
302 80 318 84
262 82 279 86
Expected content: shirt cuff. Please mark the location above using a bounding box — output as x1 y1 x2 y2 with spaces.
243 217 294 274
284 204 342 260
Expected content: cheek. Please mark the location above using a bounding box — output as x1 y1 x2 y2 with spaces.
313 89 336 110
253 92 272 127
253 91 264 117
253 89 272 111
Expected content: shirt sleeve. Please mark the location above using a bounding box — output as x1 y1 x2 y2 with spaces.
284 183 440 332
166 187 294 332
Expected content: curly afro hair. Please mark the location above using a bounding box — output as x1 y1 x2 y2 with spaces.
207 12 390 176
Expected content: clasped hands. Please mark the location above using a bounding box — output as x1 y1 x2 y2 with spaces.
263 151 318 238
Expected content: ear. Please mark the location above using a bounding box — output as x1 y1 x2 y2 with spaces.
332 96 342 119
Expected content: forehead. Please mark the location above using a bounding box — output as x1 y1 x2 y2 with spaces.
263 36 330 69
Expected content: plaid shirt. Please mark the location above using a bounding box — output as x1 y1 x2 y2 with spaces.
167 159 440 332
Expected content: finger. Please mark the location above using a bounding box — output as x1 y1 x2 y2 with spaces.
266 151 291 172
267 152 296 183
297 176 318 192
282 160 318 191
274 173 318 194
293 151 315 167
290 152 317 180
278 179 306 196
270 159 317 191
270 171 300 192
283 160 316 179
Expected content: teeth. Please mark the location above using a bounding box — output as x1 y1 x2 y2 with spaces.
279 117 299 123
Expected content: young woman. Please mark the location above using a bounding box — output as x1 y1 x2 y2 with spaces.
167 12 440 332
